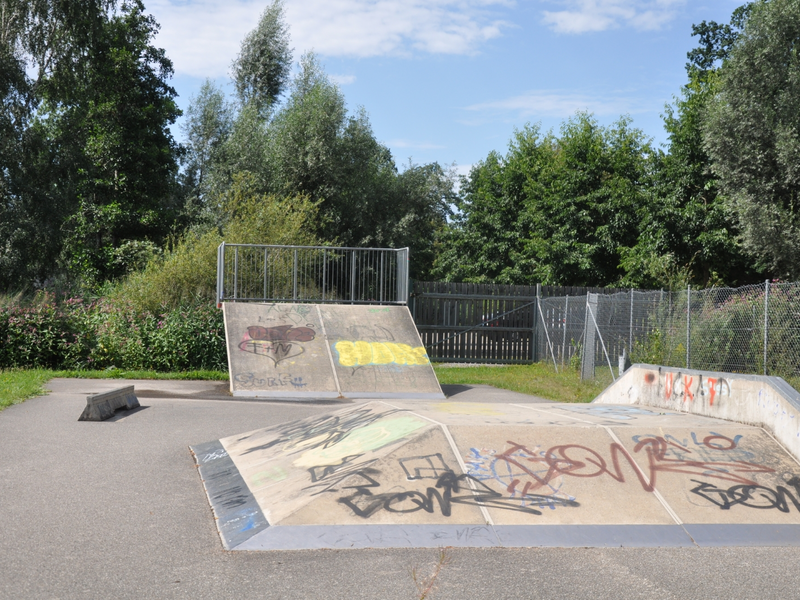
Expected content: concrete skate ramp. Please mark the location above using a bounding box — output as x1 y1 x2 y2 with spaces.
223 303 443 399
191 399 800 550
593 364 800 463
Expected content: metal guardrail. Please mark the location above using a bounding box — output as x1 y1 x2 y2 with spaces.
216 243 410 306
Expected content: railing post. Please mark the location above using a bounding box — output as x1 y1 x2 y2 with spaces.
233 246 239 301
581 293 597 380
629 289 634 354
292 249 298 301
263 248 268 301
216 242 225 307
322 249 327 302
764 279 770 376
686 284 691 369
350 251 357 303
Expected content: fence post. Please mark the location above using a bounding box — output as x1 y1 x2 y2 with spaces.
581 293 597 380
629 289 634 354
764 279 770 376
233 245 239 301
686 284 691 369
562 295 569 366
533 283 541 363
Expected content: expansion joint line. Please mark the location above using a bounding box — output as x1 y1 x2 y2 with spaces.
316 305 343 397
379 401 495 527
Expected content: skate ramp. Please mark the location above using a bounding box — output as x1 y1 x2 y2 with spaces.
191 399 800 550
593 364 800 463
223 303 444 399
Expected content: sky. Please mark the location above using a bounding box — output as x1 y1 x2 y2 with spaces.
147 0 744 176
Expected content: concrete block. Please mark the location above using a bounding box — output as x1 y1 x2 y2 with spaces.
78 386 140 421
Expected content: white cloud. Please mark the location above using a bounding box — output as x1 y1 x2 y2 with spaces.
464 89 646 118
330 74 357 85
147 0 512 78
541 0 685 34
388 139 446 150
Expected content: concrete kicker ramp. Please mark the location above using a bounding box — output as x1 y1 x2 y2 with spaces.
191 399 800 550
223 303 444 400
593 364 800 464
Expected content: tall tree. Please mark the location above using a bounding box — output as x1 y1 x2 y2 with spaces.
704 0 800 278
231 0 292 113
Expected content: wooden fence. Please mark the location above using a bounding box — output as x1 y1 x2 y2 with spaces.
409 281 630 364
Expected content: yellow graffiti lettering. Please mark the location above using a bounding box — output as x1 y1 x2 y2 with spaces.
371 342 395 365
334 341 430 366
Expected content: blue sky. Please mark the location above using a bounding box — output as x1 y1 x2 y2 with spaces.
147 0 744 176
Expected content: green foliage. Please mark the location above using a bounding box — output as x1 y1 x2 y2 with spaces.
434 114 653 286
703 0 800 279
0 294 226 371
115 173 321 313
0 368 51 411
231 0 292 112
0 0 181 290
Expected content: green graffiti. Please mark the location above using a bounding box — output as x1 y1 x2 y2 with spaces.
293 415 427 468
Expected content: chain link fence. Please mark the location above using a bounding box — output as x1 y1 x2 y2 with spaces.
534 281 800 383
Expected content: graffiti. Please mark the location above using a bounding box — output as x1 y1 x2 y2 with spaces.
293 415 428 469
345 324 395 341
333 341 430 367
239 407 401 455
468 435 774 497
467 447 575 510
233 372 267 389
658 371 731 405
337 469 580 518
201 448 229 463
368 307 392 313
238 324 316 367
243 373 308 389
630 431 754 463
400 454 453 480
558 405 661 421
251 466 288 486
690 477 800 512
211 484 249 509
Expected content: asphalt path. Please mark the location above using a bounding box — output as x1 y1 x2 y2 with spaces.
3 379 800 599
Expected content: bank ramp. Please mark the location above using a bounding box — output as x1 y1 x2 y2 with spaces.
223 303 444 400
191 397 800 550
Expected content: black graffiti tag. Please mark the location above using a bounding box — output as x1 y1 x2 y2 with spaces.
337 470 579 518
690 477 800 512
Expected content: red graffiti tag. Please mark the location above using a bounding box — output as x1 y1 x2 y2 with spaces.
492 435 774 495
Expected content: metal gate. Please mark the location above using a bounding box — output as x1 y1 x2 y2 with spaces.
216 243 409 307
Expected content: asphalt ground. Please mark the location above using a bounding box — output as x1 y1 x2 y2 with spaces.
3 379 800 599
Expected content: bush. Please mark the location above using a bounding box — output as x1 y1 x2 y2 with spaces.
0 294 226 372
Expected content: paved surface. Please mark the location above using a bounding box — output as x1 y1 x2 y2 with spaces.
4 379 800 599
224 303 443 399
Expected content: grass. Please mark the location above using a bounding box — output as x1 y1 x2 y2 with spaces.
433 362 614 403
0 369 52 410
0 368 228 412
49 369 229 381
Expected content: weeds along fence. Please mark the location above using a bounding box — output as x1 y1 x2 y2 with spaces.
412 280 800 382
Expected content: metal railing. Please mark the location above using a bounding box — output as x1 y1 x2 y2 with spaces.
216 243 410 306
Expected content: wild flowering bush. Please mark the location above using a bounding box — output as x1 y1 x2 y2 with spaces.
0 294 226 371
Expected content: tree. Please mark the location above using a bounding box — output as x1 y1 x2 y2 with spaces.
179 79 233 227
703 0 800 278
231 0 292 113
434 114 653 286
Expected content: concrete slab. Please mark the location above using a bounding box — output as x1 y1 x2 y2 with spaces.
223 303 444 400
192 399 800 550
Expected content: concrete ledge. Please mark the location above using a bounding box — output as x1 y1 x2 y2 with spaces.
592 363 800 462
78 386 140 421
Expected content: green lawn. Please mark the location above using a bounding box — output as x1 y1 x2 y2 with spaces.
432 362 614 403
0 369 52 410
